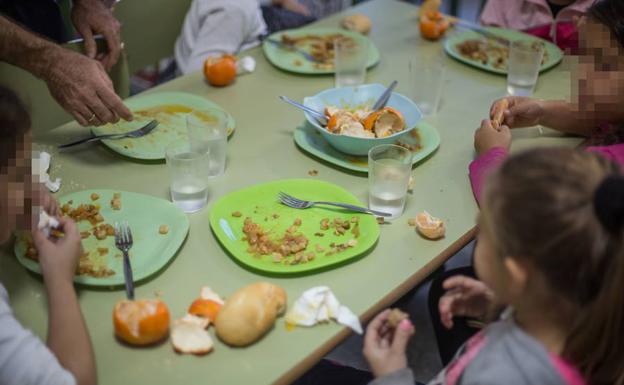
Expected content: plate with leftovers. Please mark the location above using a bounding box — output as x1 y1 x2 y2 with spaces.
294 120 440 173
262 27 380 74
444 27 563 75
90 92 236 160
302 84 423 156
209 179 380 275
15 190 189 286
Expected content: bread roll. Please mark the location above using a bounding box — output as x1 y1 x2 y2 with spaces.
215 282 287 346
341 14 372 35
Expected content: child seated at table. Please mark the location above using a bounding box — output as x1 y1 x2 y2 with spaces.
174 0 351 75
364 147 624 385
480 0 593 51
0 86 96 385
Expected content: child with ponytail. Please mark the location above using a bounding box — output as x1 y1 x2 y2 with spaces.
364 147 624 385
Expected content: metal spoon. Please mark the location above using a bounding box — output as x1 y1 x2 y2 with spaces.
279 96 328 125
372 80 398 111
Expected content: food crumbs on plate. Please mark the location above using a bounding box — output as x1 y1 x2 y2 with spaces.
315 244 325 252
80 231 91 239
407 218 416 226
320 218 330 230
111 193 121 210
347 239 358 248
97 247 109 256
376 217 385 224
90 193 100 201
351 217 359 224
232 211 242 218
308 169 319 176
272 213 279 219
293 218 302 226
159 225 169 235
314 232 324 237
351 224 360 238
293 59 303 67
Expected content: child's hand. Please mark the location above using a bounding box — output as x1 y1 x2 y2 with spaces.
275 0 311 16
491 97 545 128
32 217 82 285
363 309 415 378
439 275 495 329
474 119 511 156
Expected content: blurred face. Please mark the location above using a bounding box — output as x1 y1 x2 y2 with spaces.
0 132 33 244
574 19 624 119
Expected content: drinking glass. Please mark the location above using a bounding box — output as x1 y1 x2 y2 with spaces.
334 37 368 88
166 139 210 213
408 58 445 116
186 108 230 177
368 145 413 219
507 40 545 96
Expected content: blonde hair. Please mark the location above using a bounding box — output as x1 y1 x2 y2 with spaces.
482 148 624 385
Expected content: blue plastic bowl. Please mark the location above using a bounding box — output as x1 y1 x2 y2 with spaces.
303 84 423 156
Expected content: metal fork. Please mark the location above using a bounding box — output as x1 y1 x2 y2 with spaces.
114 221 135 300
278 192 392 217
58 119 159 149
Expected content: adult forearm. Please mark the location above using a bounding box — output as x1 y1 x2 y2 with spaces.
0 15 64 79
539 100 597 136
45 278 96 385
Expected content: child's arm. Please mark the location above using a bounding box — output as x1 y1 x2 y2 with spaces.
469 120 511 204
33 218 96 385
495 97 598 137
586 143 624 165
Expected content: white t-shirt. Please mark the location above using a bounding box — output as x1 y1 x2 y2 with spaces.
174 0 268 75
0 284 75 385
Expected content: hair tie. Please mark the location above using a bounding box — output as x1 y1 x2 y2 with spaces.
594 176 624 233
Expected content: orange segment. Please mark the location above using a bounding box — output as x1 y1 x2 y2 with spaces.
362 110 381 131
415 211 446 240
113 299 170 346
188 299 222 322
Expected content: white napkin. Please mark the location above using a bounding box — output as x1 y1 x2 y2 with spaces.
285 286 363 334
236 56 256 75
38 209 60 237
34 152 61 192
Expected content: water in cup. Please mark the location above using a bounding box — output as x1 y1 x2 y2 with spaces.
170 174 208 213
368 145 412 219
193 133 226 177
166 139 210 213
507 41 544 97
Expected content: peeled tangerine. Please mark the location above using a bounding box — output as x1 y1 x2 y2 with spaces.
203 55 237 87
362 107 405 138
415 211 446 240
113 299 170 346
419 11 450 41
188 286 224 322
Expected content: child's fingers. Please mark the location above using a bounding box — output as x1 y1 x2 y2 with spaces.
442 275 476 291
365 309 391 347
438 293 457 329
390 319 414 353
480 119 494 131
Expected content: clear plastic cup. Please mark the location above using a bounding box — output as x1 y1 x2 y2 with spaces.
334 37 369 88
368 144 413 219
507 40 545 96
165 139 210 213
408 58 445 116
186 108 230 178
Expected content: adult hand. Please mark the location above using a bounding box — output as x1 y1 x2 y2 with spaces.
71 0 122 71
474 119 511 156
490 97 545 129
363 309 414 378
438 275 495 330
33 217 83 285
45 48 132 126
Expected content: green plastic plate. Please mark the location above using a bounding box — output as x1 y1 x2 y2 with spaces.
444 27 563 75
14 190 189 286
294 121 440 173
91 92 236 160
209 179 380 275
262 27 380 75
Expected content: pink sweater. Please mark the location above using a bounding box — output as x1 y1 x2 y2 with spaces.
469 144 624 204
480 0 594 51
